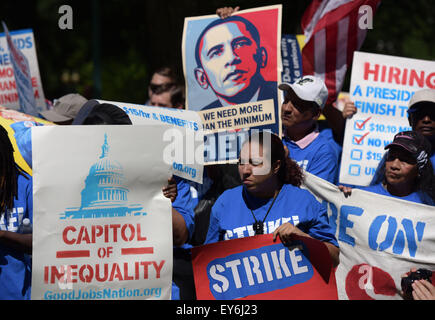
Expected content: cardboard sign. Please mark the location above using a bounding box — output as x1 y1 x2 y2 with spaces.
0 27 46 114
182 5 282 164
31 125 173 300
340 52 435 186
192 234 337 300
98 99 204 184
303 171 435 300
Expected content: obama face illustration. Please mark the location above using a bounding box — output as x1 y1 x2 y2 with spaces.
194 16 273 110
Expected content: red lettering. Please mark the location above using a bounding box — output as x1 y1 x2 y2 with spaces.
426 72 435 89
409 70 425 87
136 223 147 241
79 264 93 283
76 226 91 244
109 263 123 281
123 263 134 281
153 260 165 279
91 225 103 243
121 224 135 242
388 67 401 84
110 224 121 242
63 226 76 245
95 264 108 282
363 62 379 81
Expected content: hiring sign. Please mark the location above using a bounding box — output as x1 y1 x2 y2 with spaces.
340 51 434 186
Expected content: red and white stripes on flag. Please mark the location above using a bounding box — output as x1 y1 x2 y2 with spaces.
301 0 381 104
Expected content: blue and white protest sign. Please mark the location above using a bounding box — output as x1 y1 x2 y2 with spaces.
340 51 435 186
31 125 174 300
97 99 204 184
303 172 435 300
0 23 46 116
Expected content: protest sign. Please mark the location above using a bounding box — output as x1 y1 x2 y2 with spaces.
281 34 304 84
182 5 282 164
97 99 204 184
303 171 435 300
192 234 337 300
0 25 46 115
0 106 53 175
340 51 435 186
31 125 173 300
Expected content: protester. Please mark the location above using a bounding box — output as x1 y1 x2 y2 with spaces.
407 89 435 167
72 100 132 125
280 76 340 184
343 89 435 182
340 131 435 205
150 83 185 109
204 131 340 267
146 66 179 104
39 93 88 125
0 125 33 300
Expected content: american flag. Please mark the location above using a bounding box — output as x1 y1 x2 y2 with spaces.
301 0 381 104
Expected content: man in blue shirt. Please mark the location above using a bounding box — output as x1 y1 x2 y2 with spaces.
279 76 339 184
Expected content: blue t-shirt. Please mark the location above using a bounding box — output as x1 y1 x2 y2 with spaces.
204 184 338 247
431 152 435 170
0 173 33 300
173 176 195 240
283 134 339 184
360 183 435 206
171 176 196 300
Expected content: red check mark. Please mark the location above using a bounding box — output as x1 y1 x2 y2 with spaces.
354 132 370 145
355 117 372 130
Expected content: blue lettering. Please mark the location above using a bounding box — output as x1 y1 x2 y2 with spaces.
368 216 426 257
338 205 364 246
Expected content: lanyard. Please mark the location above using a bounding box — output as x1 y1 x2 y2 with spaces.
244 187 281 235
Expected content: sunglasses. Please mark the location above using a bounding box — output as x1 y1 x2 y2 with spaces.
149 82 175 94
412 107 435 121
386 149 416 164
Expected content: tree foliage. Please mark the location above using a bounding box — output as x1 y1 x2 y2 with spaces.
0 0 433 103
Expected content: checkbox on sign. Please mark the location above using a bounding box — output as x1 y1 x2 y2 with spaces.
352 132 369 145
348 164 361 176
354 117 372 131
350 149 363 161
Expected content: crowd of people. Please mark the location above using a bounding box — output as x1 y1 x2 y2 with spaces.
0 7 434 301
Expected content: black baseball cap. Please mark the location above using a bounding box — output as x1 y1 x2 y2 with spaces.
385 131 431 161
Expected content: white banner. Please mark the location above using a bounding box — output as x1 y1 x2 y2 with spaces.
98 100 204 184
0 27 46 114
303 172 435 300
340 51 435 186
31 125 173 300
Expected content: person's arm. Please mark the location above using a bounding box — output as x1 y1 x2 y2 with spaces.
0 231 32 255
272 223 339 267
172 208 189 246
322 100 358 145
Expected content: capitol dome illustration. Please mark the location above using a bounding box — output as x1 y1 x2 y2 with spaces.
61 134 146 219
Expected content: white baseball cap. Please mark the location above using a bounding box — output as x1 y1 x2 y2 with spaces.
279 75 328 110
407 88 435 114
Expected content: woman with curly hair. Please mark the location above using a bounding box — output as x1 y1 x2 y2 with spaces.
204 131 339 266
0 125 33 299
340 131 435 206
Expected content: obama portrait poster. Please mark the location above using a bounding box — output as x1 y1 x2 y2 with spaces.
182 5 282 164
